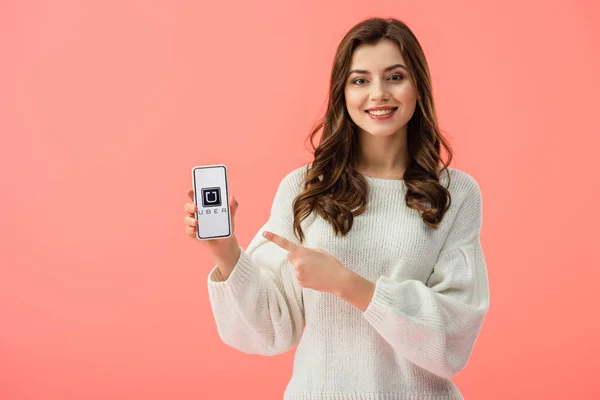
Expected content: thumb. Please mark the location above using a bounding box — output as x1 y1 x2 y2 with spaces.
230 195 239 218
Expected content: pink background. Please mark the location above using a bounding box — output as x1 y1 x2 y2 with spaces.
1 0 599 399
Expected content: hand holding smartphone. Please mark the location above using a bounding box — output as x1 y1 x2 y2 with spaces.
190 164 233 240
185 164 240 275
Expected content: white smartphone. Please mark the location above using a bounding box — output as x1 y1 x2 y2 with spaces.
191 164 232 240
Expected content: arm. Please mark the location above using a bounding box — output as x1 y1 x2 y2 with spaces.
206 169 306 356
351 180 490 379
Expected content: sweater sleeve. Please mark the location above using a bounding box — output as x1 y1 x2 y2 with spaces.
206 169 306 356
362 179 490 379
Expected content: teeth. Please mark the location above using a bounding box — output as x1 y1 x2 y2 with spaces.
367 108 395 116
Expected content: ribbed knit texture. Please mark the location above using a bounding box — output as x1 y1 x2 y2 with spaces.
206 164 490 400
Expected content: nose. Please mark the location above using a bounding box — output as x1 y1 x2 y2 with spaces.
369 80 390 102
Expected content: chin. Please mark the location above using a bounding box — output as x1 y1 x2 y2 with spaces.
361 125 403 137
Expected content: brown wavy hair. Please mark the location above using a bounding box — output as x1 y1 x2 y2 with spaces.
291 17 454 244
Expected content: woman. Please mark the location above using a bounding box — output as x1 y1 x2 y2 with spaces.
183 17 490 400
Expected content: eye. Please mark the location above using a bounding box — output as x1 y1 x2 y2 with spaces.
351 74 404 85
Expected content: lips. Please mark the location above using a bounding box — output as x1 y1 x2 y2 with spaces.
364 107 397 121
365 107 398 114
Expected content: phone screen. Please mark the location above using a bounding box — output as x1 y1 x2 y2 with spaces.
191 165 232 240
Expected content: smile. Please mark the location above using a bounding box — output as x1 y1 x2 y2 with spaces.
365 107 398 120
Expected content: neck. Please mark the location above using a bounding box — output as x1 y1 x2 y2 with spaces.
356 129 409 177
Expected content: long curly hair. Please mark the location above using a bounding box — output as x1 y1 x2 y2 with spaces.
291 17 454 244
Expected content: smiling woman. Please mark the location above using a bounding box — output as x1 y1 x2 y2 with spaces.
348 54 414 128
347 58 414 125
200 16 490 400
290 19 455 244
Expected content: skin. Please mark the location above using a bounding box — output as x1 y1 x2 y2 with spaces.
263 231 375 312
344 39 418 179
185 39 419 310
184 190 241 279
263 40 420 308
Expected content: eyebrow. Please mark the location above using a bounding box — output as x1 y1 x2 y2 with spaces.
348 64 408 75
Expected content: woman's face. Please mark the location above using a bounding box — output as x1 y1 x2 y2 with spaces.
344 39 418 138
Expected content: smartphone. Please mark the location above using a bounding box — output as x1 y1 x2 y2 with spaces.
191 164 232 240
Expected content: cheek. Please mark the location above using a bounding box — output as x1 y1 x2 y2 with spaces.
396 85 417 104
344 89 363 110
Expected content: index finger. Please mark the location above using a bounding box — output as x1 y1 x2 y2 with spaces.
262 231 300 252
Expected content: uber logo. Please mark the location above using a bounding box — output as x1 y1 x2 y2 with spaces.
201 187 221 207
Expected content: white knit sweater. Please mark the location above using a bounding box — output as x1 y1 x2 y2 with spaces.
206 164 490 400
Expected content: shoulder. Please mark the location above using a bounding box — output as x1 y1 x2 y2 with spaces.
440 166 483 223
274 163 310 199
440 167 484 233
440 166 481 196
440 166 482 212
284 163 310 183
280 163 310 189
280 164 482 199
